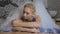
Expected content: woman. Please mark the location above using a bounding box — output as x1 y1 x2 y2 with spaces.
12 3 41 33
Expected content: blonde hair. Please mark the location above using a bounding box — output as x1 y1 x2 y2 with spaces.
24 3 35 13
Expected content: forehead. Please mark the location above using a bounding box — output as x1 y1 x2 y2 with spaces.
24 6 35 13
24 7 32 12
24 7 31 9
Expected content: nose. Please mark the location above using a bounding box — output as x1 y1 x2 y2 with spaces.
24 13 26 17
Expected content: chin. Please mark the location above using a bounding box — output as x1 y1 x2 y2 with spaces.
24 17 28 19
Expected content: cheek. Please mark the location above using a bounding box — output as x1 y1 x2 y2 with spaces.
27 14 33 17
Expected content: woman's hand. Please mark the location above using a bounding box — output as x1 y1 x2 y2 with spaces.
12 26 40 33
12 21 40 28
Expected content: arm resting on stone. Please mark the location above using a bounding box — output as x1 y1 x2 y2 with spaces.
12 16 41 28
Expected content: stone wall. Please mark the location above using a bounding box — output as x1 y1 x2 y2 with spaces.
48 0 60 18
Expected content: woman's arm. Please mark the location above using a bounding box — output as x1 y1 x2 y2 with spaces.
12 26 40 32
12 16 41 28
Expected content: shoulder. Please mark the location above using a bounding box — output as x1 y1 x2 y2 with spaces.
12 18 21 23
13 19 19 22
34 15 41 26
35 15 41 22
35 15 40 19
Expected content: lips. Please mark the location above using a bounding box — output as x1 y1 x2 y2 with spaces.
24 16 28 19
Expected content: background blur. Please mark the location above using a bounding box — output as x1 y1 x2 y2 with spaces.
0 0 60 27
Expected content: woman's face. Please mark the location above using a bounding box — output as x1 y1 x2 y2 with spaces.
23 7 34 19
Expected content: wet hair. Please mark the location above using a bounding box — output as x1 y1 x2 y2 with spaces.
24 3 35 13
